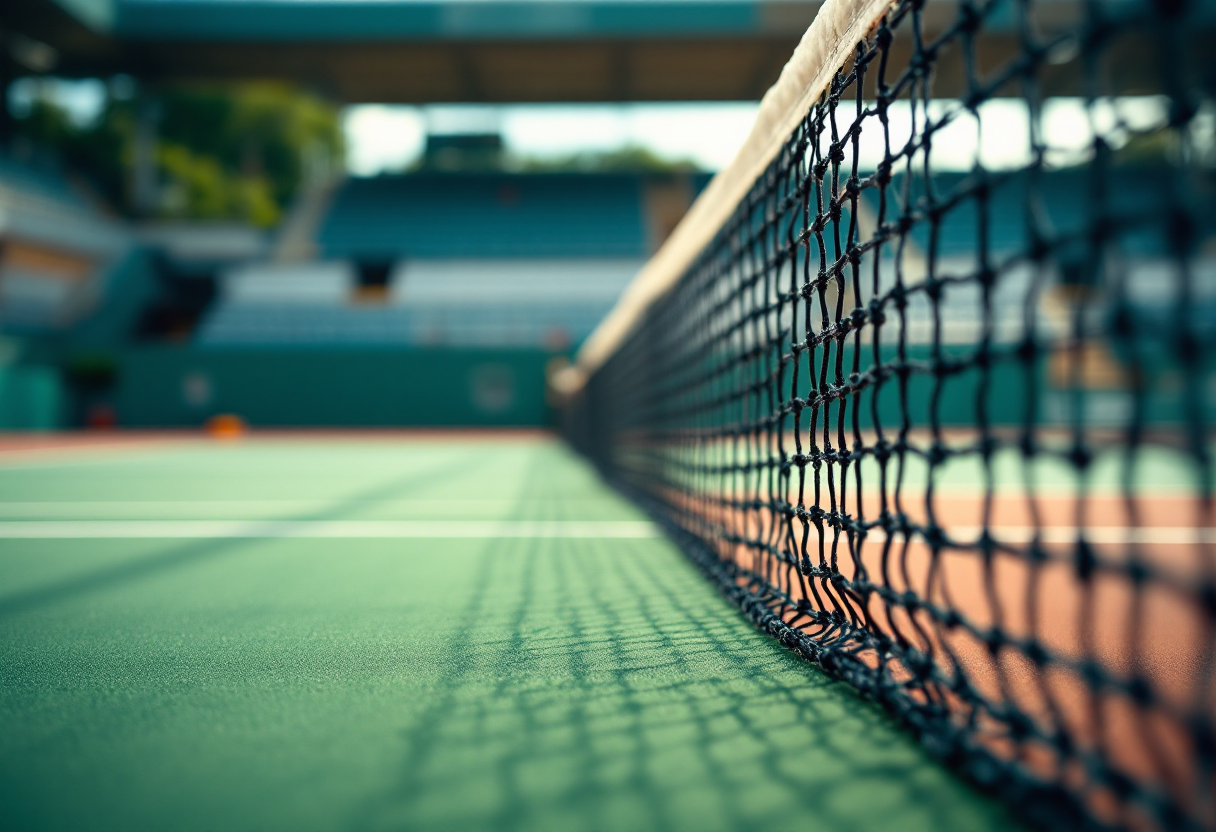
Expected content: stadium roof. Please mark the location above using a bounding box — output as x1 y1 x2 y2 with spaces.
4 0 1203 103
4 0 817 102
76 0 817 40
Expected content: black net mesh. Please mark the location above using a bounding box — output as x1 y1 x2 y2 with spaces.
562 0 1216 829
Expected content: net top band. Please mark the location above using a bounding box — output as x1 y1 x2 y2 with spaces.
564 0 897 389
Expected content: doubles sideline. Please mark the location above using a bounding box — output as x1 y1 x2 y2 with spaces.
0 521 1212 544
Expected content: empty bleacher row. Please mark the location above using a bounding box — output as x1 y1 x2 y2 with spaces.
317 173 649 259
0 154 130 331
193 164 1216 351
197 305 615 348
196 258 641 348
194 171 657 348
8 154 1206 355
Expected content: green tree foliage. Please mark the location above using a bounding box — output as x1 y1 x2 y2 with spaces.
511 144 701 174
406 136 702 175
15 81 343 227
13 95 128 206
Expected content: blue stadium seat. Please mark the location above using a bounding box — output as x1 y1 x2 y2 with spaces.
317 173 648 259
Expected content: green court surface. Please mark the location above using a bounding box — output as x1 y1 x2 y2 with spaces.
0 436 1019 832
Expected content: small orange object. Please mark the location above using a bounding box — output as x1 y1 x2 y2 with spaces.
86 404 117 430
206 414 247 439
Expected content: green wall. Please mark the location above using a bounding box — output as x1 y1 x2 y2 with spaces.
0 365 64 430
110 346 558 427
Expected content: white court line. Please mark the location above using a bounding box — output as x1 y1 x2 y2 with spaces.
0 520 660 539
814 527 1216 546
0 499 634 515
1 521 1211 545
0 500 322 513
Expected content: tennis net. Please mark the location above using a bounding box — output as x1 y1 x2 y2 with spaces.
557 0 1215 829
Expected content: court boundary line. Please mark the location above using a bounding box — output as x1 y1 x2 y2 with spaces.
1 520 1212 544
0 520 661 539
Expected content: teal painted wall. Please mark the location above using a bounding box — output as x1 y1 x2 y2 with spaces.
0 365 65 430
110 346 558 427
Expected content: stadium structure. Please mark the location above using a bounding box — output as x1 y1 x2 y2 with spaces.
1 0 794 428
0 0 1210 432
0 143 708 426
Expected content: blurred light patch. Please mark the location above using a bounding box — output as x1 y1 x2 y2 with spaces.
7 77 108 127
342 102 760 175
342 97 1173 178
342 105 427 176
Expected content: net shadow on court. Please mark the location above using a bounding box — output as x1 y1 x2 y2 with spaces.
354 522 1015 832
0 439 1020 832
558 0 1216 829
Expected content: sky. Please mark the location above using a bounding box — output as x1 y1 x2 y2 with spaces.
342 102 760 174
343 97 1174 175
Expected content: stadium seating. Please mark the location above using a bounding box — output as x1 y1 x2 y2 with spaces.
195 165 1211 352
316 173 648 259
850 168 1216 345
197 172 650 349
197 258 640 348
0 153 129 331
0 154 91 207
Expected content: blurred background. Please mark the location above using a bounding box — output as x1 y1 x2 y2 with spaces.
2 0 1209 431
0 0 825 430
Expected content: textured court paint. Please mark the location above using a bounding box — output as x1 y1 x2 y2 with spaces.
0 438 1020 832
0 519 662 538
